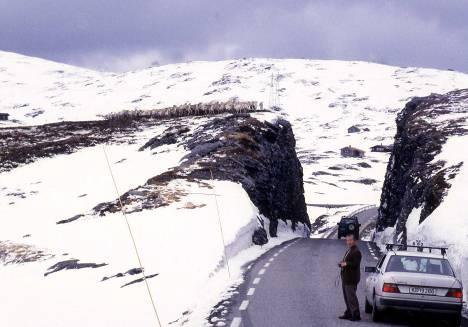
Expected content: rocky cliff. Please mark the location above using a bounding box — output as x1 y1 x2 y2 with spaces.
90 113 310 237
377 89 468 243
14 112 310 238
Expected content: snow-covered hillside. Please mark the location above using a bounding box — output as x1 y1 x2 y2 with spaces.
2 51 468 325
2 50 468 212
0 109 308 326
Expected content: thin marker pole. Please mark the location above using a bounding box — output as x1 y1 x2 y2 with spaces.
102 145 163 327
210 169 231 277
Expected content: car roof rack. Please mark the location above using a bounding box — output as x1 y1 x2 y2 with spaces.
385 244 448 256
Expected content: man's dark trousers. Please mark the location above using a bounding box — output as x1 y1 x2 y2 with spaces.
341 244 362 318
342 283 359 317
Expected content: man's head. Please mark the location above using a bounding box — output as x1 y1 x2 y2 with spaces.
345 234 358 248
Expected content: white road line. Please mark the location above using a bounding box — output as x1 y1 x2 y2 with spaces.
230 317 242 327
264 262 271 268
253 277 261 285
269 258 274 262
273 253 279 257
247 288 256 296
239 300 249 311
258 268 266 275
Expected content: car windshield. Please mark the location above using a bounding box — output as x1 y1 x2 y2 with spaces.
386 255 454 276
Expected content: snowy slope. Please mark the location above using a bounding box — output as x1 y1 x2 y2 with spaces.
2 52 468 325
2 50 468 211
0 112 306 326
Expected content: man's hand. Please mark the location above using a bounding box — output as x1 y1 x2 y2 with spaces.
339 261 347 268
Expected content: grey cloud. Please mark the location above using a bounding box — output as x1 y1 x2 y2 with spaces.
0 0 467 72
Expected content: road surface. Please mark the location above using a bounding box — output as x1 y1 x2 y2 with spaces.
227 238 389 327
225 208 458 327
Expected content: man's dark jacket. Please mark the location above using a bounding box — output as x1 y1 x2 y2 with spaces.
341 245 362 285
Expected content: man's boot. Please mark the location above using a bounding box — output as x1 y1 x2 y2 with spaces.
338 312 351 320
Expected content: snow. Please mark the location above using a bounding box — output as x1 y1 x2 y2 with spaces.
0 138 304 326
406 136 468 299
3 51 468 211
0 106 304 326
2 51 468 324
376 135 468 300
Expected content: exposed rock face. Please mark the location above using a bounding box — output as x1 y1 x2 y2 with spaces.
139 125 190 150
44 259 108 276
184 114 310 236
0 241 53 265
0 119 144 172
377 89 468 242
0 100 263 173
93 114 310 236
6 111 309 237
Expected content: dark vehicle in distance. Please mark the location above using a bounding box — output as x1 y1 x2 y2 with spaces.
337 216 361 239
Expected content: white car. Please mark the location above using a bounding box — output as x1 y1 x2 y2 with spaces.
365 245 463 326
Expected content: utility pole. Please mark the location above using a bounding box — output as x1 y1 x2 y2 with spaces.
268 73 281 109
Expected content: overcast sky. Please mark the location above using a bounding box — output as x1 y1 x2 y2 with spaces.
0 0 467 72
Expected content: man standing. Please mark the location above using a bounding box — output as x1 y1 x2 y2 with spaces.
338 233 362 321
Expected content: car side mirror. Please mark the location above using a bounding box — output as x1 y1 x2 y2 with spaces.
365 266 377 273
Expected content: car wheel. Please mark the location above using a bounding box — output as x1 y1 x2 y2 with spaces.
364 298 372 314
371 295 383 322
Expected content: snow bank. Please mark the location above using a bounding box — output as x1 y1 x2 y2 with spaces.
406 136 468 299
0 134 304 326
376 135 468 300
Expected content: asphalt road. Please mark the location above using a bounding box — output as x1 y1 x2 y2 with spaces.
226 207 460 327
227 238 390 327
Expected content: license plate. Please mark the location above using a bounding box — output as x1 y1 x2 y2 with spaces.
409 287 436 295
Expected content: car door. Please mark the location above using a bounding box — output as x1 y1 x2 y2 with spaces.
369 254 386 297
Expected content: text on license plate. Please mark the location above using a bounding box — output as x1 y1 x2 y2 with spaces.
409 287 436 295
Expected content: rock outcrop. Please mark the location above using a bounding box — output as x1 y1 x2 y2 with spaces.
377 89 468 242
182 114 310 236
92 113 310 236
0 118 143 172
6 110 310 238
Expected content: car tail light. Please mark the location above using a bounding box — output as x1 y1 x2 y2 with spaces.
382 283 400 293
446 288 463 299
